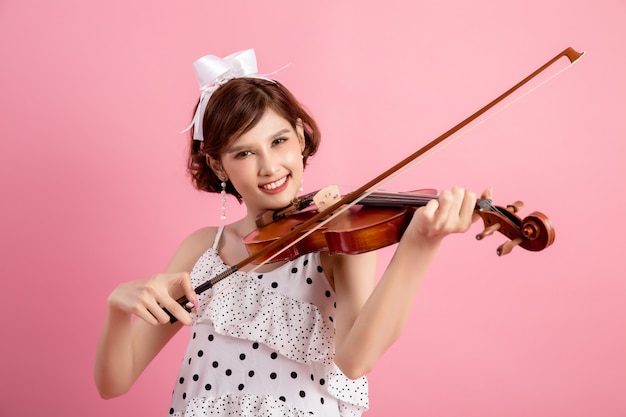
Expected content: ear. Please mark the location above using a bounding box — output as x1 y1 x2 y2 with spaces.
206 155 228 181
296 118 306 153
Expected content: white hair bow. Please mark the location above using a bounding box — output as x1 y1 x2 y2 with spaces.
183 49 270 142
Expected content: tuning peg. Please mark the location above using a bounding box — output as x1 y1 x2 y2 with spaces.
476 223 501 240
496 237 523 256
506 201 524 213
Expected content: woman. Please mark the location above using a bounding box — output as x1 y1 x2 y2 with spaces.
95 49 483 416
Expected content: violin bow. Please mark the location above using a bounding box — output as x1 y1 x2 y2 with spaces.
168 47 584 321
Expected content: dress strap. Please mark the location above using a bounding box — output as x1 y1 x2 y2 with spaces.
212 225 225 250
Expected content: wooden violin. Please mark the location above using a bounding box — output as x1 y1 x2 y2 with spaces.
166 47 582 323
243 186 555 263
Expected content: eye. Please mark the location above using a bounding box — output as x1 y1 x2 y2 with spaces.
272 137 288 146
235 150 253 158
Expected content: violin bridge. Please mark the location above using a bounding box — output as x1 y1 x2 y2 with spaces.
313 185 342 211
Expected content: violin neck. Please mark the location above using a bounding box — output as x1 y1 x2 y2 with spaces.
360 192 433 207
361 192 491 210
258 190 497 229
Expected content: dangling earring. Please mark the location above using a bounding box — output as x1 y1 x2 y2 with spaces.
220 180 227 221
300 154 305 193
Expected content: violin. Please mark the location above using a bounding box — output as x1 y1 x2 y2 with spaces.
166 47 582 323
243 186 555 263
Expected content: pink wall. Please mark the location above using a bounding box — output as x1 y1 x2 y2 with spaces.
1 1 624 416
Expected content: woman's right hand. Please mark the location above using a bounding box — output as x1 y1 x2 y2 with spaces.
107 272 198 326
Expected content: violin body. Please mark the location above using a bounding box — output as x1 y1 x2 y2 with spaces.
243 190 556 262
244 205 415 263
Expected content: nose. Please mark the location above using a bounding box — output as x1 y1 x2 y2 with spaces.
258 152 279 176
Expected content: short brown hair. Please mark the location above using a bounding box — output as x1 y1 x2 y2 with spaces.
187 78 320 201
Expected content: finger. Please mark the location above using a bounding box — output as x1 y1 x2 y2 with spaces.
448 186 467 218
473 187 492 224
142 272 195 325
459 189 477 224
158 297 193 325
459 191 477 232
131 304 162 326
144 296 179 325
140 281 185 325
420 198 440 220
441 187 473 233
434 189 454 226
481 186 494 200
442 187 471 231
177 272 198 311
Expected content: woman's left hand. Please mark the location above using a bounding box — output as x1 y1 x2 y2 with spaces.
405 186 492 244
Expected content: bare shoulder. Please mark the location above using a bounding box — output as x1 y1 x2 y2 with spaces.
166 226 219 272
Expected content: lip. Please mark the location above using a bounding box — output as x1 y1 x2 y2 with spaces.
259 175 290 194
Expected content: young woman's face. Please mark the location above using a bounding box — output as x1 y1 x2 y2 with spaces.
217 108 306 215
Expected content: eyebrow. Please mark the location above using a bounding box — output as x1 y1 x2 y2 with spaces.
226 128 292 154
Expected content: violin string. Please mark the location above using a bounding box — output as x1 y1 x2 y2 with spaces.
362 192 437 206
192 51 583 310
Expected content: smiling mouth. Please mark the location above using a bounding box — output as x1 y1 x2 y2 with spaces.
261 176 288 190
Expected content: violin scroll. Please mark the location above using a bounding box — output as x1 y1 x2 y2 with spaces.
475 199 555 256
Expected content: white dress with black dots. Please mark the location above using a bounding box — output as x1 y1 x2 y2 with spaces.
168 226 368 417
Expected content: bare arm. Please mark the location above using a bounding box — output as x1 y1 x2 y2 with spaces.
94 227 215 398
332 187 483 379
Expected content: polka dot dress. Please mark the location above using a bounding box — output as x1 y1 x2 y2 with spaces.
168 227 368 417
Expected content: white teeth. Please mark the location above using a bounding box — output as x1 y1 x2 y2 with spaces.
262 177 287 190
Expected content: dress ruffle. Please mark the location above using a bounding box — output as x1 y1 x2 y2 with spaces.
183 249 368 415
172 394 345 417
199 278 334 364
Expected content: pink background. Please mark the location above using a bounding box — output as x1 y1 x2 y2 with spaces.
1 1 624 416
